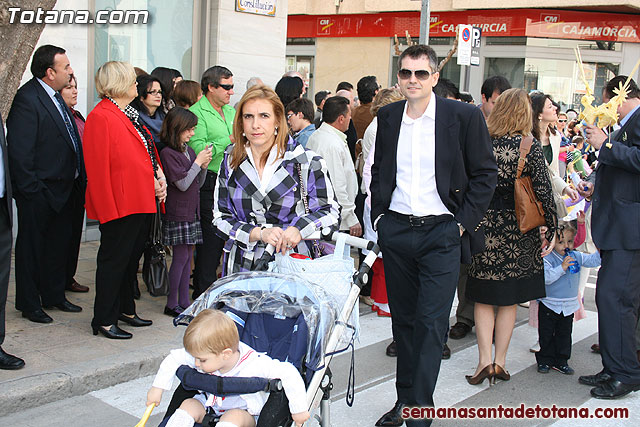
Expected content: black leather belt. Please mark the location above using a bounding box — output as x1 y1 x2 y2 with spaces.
388 211 453 227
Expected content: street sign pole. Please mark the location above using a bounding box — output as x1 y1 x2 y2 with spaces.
419 0 430 45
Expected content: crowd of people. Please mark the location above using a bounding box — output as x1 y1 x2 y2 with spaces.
1 42 639 426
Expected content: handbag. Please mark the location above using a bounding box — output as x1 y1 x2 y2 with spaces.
295 163 334 258
143 201 170 296
514 135 546 234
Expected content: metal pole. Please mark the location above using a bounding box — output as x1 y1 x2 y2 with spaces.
419 0 430 45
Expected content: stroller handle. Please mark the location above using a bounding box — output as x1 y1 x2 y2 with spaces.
254 229 381 288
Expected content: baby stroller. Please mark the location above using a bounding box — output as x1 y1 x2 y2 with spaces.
158 231 380 427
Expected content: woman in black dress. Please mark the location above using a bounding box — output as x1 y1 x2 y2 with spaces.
465 88 556 384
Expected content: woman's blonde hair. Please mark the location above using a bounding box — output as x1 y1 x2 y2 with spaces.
183 309 239 355
370 88 405 116
95 61 136 99
486 88 533 138
230 85 289 170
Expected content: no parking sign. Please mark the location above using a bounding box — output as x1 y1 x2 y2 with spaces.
457 25 482 66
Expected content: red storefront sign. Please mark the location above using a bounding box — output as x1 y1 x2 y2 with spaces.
287 9 640 43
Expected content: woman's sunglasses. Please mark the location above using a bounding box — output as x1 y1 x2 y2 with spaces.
398 69 431 80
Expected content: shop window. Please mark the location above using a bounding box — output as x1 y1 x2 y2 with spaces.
524 58 618 111
486 37 526 46
484 58 525 89
94 0 194 101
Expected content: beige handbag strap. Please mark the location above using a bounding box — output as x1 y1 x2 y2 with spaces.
516 135 534 179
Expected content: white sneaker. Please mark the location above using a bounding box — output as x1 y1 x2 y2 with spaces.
530 341 540 353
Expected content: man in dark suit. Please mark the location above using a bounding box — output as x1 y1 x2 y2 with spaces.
1 114 25 370
6 45 85 324
579 75 640 399
371 45 497 426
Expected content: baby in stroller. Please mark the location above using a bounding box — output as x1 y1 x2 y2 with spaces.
147 309 310 427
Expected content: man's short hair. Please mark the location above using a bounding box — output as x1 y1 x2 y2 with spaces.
356 76 378 104
286 98 315 123
31 45 66 79
480 75 511 101
433 78 460 99
246 76 263 90
336 81 353 92
459 92 474 103
201 65 233 94
397 45 438 73
323 96 350 123
604 75 640 100
314 90 331 108
183 309 239 355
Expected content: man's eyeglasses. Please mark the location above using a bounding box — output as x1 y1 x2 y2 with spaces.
398 69 431 80
147 90 162 96
218 84 234 91
286 113 294 120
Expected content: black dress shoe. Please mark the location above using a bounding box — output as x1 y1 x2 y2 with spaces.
119 313 153 327
66 279 89 293
375 401 406 426
386 340 397 357
92 325 133 339
442 343 451 360
0 347 25 370
22 309 53 323
449 322 472 340
578 370 612 386
44 298 82 313
590 378 640 399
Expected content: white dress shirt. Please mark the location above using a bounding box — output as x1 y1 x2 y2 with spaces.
306 122 359 229
390 95 452 216
245 144 283 193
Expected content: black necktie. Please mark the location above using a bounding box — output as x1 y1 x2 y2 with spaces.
54 92 81 174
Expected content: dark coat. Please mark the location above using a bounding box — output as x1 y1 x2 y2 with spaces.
370 97 498 264
591 106 640 250
6 77 86 212
160 146 201 222
1 115 11 226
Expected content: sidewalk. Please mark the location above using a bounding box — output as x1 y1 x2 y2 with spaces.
0 241 185 417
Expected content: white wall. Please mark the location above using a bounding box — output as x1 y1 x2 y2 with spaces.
209 0 288 105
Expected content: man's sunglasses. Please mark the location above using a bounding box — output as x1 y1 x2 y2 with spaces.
558 119 567 123
218 84 234 91
398 69 431 80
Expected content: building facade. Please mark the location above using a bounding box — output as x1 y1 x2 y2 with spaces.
286 1 640 108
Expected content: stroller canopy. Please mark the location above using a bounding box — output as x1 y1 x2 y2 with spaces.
175 271 339 370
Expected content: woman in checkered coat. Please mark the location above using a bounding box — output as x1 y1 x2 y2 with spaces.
213 86 340 275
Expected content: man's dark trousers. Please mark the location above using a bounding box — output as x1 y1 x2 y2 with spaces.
0 197 11 346
193 170 225 298
596 249 640 384
65 179 85 286
378 213 460 426
14 182 82 312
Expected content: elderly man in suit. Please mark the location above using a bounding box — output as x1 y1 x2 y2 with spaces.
1 114 24 369
578 75 640 399
6 45 85 324
371 44 497 426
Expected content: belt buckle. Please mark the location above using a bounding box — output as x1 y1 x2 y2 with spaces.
409 215 424 227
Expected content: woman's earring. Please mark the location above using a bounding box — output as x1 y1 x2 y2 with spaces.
242 132 246 137
274 127 278 136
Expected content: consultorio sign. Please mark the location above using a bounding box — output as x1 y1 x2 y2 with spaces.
236 0 276 17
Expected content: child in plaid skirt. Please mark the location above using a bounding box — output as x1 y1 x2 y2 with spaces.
159 108 212 316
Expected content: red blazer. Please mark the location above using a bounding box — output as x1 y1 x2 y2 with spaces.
83 98 160 224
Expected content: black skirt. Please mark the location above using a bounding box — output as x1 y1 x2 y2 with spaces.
466 272 545 306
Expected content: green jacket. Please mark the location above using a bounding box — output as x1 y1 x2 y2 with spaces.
188 96 235 173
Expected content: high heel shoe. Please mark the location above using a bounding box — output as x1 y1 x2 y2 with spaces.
465 364 495 385
92 325 133 339
493 363 511 382
118 313 152 327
